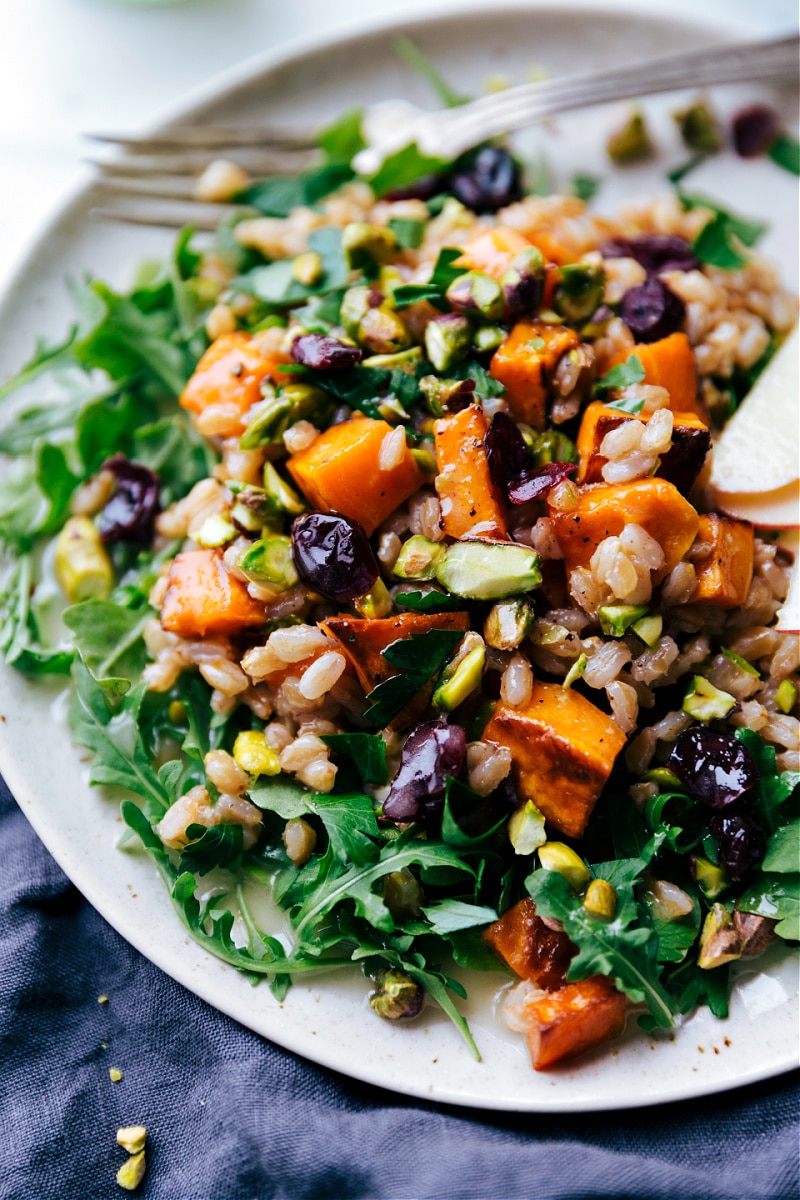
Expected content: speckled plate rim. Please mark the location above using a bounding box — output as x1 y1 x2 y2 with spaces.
0 0 798 1113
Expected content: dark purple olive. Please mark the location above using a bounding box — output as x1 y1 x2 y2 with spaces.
97 455 160 544
620 278 686 344
484 412 530 492
732 104 780 158
602 234 698 276
449 147 522 214
291 333 363 371
668 728 759 809
508 462 577 505
383 718 466 823
709 808 765 880
291 511 378 602
383 174 445 203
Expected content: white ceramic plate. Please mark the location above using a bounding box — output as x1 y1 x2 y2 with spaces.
0 1 798 1112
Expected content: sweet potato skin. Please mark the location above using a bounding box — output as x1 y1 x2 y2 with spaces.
179 331 288 431
160 550 266 638
490 321 580 430
577 401 710 495
321 611 470 694
483 897 575 990
548 477 700 583
605 333 706 421
483 683 626 839
692 513 755 607
434 405 508 540
287 417 424 536
522 975 627 1070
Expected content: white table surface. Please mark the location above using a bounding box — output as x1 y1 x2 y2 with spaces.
0 0 795 299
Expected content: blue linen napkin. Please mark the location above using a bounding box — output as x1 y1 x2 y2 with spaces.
1 775 797 1200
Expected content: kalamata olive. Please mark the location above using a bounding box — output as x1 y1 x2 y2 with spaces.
732 104 780 158
291 511 378 602
97 455 160 544
668 728 759 809
708 808 765 880
508 462 577 505
449 147 522 214
291 333 363 370
484 412 530 492
620 277 686 343
383 718 466 823
602 234 698 276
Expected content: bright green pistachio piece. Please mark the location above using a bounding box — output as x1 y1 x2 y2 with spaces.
682 675 736 721
424 313 472 372
369 968 423 1020
632 613 663 647
239 394 294 449
640 767 685 792
698 902 740 970
721 647 760 677
230 486 275 533
353 578 393 619
116 1152 146 1192
445 271 506 323
432 641 486 712
357 306 412 355
529 428 577 467
473 324 507 354
340 285 376 339
193 512 238 548
54 516 114 604
435 541 541 601
410 448 437 475
562 653 588 690
691 855 729 901
393 534 447 581
598 603 649 638
291 250 323 286
237 536 298 590
484 598 534 651
418 374 474 417
583 878 617 920
361 346 422 373
342 222 398 269
607 107 653 163
673 99 721 153
776 678 798 714
537 841 591 891
553 263 605 323
530 620 569 646
508 800 547 855
263 462 305 516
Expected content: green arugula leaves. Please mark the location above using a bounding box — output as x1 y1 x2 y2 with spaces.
364 628 463 726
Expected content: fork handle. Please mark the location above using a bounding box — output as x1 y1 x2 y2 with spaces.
444 34 799 153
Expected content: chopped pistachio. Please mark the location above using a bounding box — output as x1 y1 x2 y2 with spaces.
529 428 577 467
733 909 777 958
379 265 404 297
410 448 437 475
54 516 114 604
538 841 591 890
230 485 274 533
97 994 109 1004
263 463 305 516
418 374 475 417
393 535 447 581
358 305 412 355
776 678 798 714
501 245 545 321
632 613 663 648
233 731 281 777
721 647 760 677
445 271 506 322
116 1127 147 1155
473 324 507 354
484 599 534 651
193 512 238 548
640 767 685 792
673 98 722 153
598 603 649 638
698 902 740 970
583 878 617 920
691 855 729 901
682 675 736 721
424 313 472 372
530 620 569 647
436 541 542 601
342 222 398 269
236 536 298 590
369 968 424 1020
291 250 323 286
508 800 547 855
376 396 411 424
562 653 588 690
240 383 331 448
116 1152 146 1192
553 263 605 323
353 578 393 619
360 346 422 373
109 1067 123 1083
432 642 486 712
340 285 377 338
607 107 654 164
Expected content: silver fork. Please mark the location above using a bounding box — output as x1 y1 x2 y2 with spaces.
88 33 799 228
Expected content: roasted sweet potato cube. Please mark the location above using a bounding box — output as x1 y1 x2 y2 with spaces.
180 331 289 436
483 683 626 839
287 417 424 535
483 897 575 990
548 477 700 584
160 550 266 638
490 321 580 430
603 333 706 421
434 405 507 540
577 402 710 495
321 612 470 694
520 975 627 1070
692 513 754 607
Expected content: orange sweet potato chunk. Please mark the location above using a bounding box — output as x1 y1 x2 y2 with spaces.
160 550 266 638
576 401 710 495
434 405 508 540
483 897 575 990
605 333 706 421
287 417 424 536
692 513 755 608
483 683 627 839
490 321 579 430
180 331 289 428
321 611 470 695
522 975 627 1070
547 477 700 583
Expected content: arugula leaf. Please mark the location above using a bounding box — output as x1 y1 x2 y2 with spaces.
317 108 366 164
0 459 46 550
387 216 426 249
35 443 80 535
441 776 506 848
237 163 354 218
570 174 600 202
393 247 462 308
595 355 646 400
393 35 466 108
526 861 675 1028
666 155 705 186
735 728 798 835
767 131 800 176
364 628 463 726
368 144 449 200
68 660 169 820
449 358 506 398
679 192 766 270
422 899 497 935
62 598 152 699
395 589 466 614
249 774 312 818
321 732 388 787
180 823 244 876
738 871 800 941
133 418 214 502
0 328 79 403
667 956 731 1019
762 819 800 874
75 389 143 474
0 555 73 674
235 226 348 309
311 792 381 867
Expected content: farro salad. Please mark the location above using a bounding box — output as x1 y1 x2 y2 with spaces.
1 86 798 1072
